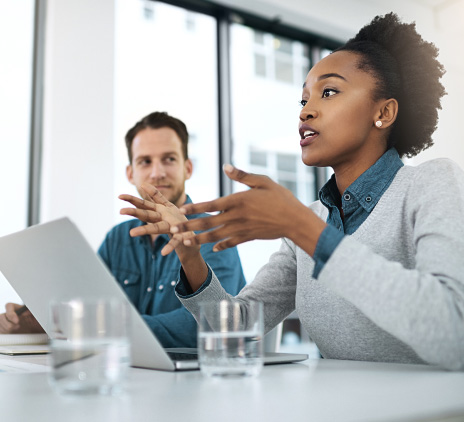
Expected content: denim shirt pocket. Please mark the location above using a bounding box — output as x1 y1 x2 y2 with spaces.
113 268 141 304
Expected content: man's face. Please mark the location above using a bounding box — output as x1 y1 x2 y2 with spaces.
126 127 192 207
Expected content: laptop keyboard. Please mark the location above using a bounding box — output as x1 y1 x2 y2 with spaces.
166 351 198 361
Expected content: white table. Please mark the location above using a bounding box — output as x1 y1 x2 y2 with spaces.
1 355 464 422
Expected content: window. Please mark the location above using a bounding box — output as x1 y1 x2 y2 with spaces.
0 1 34 237
3 0 337 296
230 23 315 282
113 1 339 282
114 0 219 224
0 0 35 302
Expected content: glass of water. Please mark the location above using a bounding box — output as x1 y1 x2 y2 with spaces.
48 298 131 395
198 300 263 377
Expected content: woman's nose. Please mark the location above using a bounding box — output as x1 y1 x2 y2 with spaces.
299 103 318 122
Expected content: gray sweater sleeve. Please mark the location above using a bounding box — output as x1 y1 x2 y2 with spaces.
320 159 464 370
177 237 298 335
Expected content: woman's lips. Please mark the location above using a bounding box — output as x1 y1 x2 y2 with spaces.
300 132 319 147
299 126 319 146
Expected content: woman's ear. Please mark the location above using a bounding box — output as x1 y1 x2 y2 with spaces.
374 98 398 129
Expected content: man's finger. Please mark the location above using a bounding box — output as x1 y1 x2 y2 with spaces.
5 303 20 325
0 314 17 333
140 183 172 207
119 194 156 211
160 234 185 256
120 207 162 223
129 221 171 237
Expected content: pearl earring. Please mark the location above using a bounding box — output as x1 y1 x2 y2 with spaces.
375 120 383 128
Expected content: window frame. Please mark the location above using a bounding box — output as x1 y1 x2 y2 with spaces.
27 0 342 224
28 0 46 226
144 0 341 197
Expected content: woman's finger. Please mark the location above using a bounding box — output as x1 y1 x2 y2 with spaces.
179 195 230 216
211 235 246 252
222 164 272 189
171 211 232 234
179 167 272 216
182 222 246 247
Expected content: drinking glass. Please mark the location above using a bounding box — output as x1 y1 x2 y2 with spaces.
198 300 263 377
48 298 131 395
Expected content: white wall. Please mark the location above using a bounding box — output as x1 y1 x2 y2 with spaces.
411 1 464 168
40 0 115 248
39 0 464 251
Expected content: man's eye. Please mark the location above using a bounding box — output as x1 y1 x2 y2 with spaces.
322 88 338 98
299 99 307 107
165 157 176 163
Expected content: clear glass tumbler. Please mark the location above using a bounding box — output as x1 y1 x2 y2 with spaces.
198 300 263 377
48 298 131 395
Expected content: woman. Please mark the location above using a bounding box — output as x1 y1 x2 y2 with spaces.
120 13 464 370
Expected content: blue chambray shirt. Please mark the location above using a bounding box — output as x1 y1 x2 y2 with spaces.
98 195 246 348
312 148 404 277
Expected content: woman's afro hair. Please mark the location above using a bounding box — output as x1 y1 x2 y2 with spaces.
336 12 446 157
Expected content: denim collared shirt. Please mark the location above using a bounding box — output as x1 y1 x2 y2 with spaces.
313 148 404 278
98 196 246 348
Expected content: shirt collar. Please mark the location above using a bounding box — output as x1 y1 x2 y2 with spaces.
319 148 403 213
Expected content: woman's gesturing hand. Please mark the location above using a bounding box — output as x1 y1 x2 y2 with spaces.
172 164 315 252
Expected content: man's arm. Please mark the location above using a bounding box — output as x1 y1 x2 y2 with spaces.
0 303 44 334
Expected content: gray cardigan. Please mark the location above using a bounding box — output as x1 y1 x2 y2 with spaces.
177 159 464 370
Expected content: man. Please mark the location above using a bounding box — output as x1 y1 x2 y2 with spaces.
0 112 246 347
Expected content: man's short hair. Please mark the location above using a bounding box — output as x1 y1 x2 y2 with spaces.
125 111 189 164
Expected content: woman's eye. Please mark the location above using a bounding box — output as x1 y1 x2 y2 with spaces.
322 88 338 98
299 99 307 108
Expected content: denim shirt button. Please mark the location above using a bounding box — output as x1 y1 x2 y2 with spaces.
366 196 372 202
171 280 176 287
343 193 351 201
124 279 129 285
147 287 152 292
158 285 164 291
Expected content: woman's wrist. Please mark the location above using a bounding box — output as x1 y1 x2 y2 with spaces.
287 205 327 257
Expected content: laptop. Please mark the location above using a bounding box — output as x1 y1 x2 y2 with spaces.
0 217 308 371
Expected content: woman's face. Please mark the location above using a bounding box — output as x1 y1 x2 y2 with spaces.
299 50 383 172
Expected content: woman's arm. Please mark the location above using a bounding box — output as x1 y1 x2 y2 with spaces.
172 164 327 256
